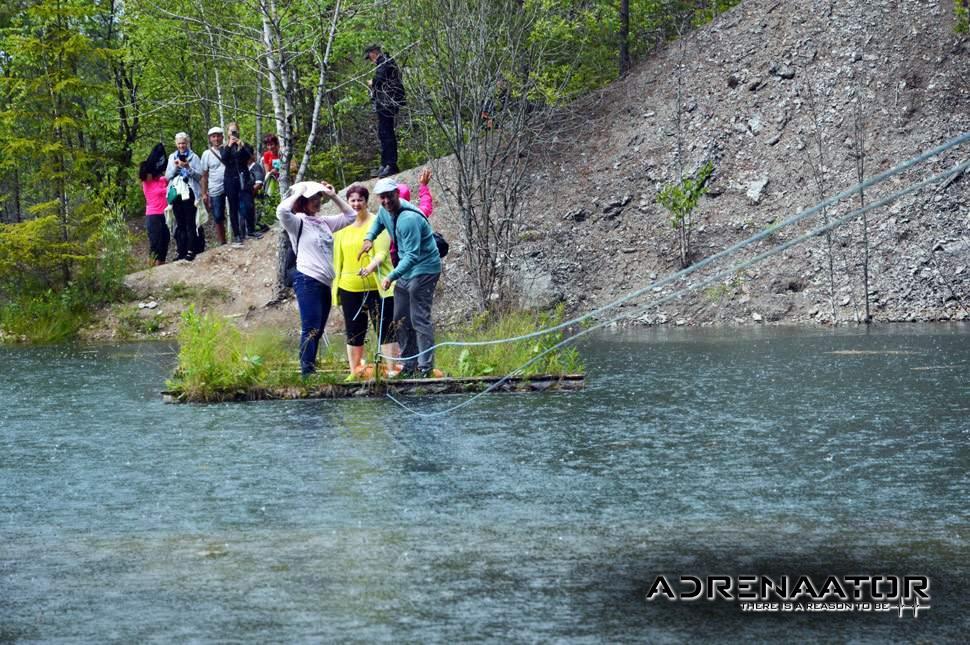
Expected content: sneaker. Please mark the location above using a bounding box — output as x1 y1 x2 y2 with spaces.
419 368 435 379
247 231 263 240
232 238 244 248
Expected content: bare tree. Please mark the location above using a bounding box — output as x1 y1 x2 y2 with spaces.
852 85 872 323
407 0 567 311
801 79 838 322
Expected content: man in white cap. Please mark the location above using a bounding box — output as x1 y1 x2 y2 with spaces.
360 177 441 377
200 126 228 244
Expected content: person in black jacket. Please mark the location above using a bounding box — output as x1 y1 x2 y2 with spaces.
223 121 256 246
364 44 406 178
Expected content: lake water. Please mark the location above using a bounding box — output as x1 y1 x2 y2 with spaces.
1 325 968 642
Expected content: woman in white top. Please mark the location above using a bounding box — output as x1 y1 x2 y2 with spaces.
277 181 355 375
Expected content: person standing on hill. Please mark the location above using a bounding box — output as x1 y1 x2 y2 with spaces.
364 44 406 178
360 177 441 378
223 121 256 246
391 167 434 266
164 132 203 261
200 126 228 245
139 143 170 266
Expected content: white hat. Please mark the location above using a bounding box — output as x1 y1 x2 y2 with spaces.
373 177 399 195
288 181 329 200
207 126 224 136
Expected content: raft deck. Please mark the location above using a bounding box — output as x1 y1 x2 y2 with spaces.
163 373 585 403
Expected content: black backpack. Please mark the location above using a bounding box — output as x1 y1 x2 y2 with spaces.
282 220 303 288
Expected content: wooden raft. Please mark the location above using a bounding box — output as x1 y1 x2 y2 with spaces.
163 374 585 403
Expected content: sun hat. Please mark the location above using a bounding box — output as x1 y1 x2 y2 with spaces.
374 177 399 195
207 126 224 136
289 181 329 200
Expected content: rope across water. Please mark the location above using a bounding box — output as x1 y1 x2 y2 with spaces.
381 132 970 417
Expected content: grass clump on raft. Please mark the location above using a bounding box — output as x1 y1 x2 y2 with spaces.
166 304 584 400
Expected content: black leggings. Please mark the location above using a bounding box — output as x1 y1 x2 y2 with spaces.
339 288 394 346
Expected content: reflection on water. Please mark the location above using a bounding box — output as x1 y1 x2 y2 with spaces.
1 325 968 641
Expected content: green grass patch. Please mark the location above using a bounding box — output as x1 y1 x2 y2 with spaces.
167 304 584 400
0 288 92 343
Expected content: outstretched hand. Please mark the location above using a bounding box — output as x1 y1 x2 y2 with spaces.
418 168 432 185
358 239 373 260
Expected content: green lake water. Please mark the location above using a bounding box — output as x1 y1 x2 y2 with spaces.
1 325 967 642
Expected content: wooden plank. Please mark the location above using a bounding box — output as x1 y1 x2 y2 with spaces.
163 374 585 403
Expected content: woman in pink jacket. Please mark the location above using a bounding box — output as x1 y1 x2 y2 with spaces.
139 159 170 266
390 167 434 266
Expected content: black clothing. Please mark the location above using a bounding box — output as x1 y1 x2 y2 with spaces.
372 54 404 171
146 215 170 263
377 112 399 172
172 187 198 260
339 288 395 347
371 55 405 117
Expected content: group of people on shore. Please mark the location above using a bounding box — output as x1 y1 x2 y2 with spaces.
139 43 437 377
138 126 282 264
279 170 440 379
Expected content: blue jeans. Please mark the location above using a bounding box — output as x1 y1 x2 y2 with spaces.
239 190 256 236
292 271 332 375
208 192 226 223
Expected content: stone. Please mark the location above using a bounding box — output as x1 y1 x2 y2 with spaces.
747 178 770 203
516 262 563 311
748 115 763 134
752 312 763 322
563 208 589 222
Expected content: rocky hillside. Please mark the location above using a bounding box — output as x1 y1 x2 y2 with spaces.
498 0 970 326
115 0 969 340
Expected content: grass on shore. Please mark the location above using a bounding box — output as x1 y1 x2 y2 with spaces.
167 305 584 400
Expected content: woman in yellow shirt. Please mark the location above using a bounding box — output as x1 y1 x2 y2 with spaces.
332 184 399 376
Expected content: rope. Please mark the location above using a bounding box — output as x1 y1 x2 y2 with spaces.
384 157 969 418
382 131 970 363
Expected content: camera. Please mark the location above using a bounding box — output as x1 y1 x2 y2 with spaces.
229 130 239 138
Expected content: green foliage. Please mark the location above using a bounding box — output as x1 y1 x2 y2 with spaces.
0 286 90 343
168 305 348 399
166 305 585 398
436 304 584 377
956 1 969 33
657 161 714 229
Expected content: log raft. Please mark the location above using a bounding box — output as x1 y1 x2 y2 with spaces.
163 374 585 403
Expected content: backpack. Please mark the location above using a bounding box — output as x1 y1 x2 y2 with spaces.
282 220 304 288
390 206 447 266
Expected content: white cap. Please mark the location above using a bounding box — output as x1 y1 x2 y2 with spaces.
207 126 224 136
373 177 399 195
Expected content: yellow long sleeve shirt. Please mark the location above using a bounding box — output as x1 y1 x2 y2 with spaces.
332 214 394 305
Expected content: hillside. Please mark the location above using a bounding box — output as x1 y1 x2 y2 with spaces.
108 0 970 340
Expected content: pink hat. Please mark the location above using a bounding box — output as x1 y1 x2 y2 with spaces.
397 183 411 201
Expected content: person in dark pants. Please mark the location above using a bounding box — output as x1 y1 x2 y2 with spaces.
164 132 202 261
223 121 255 246
361 177 442 377
364 44 406 178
